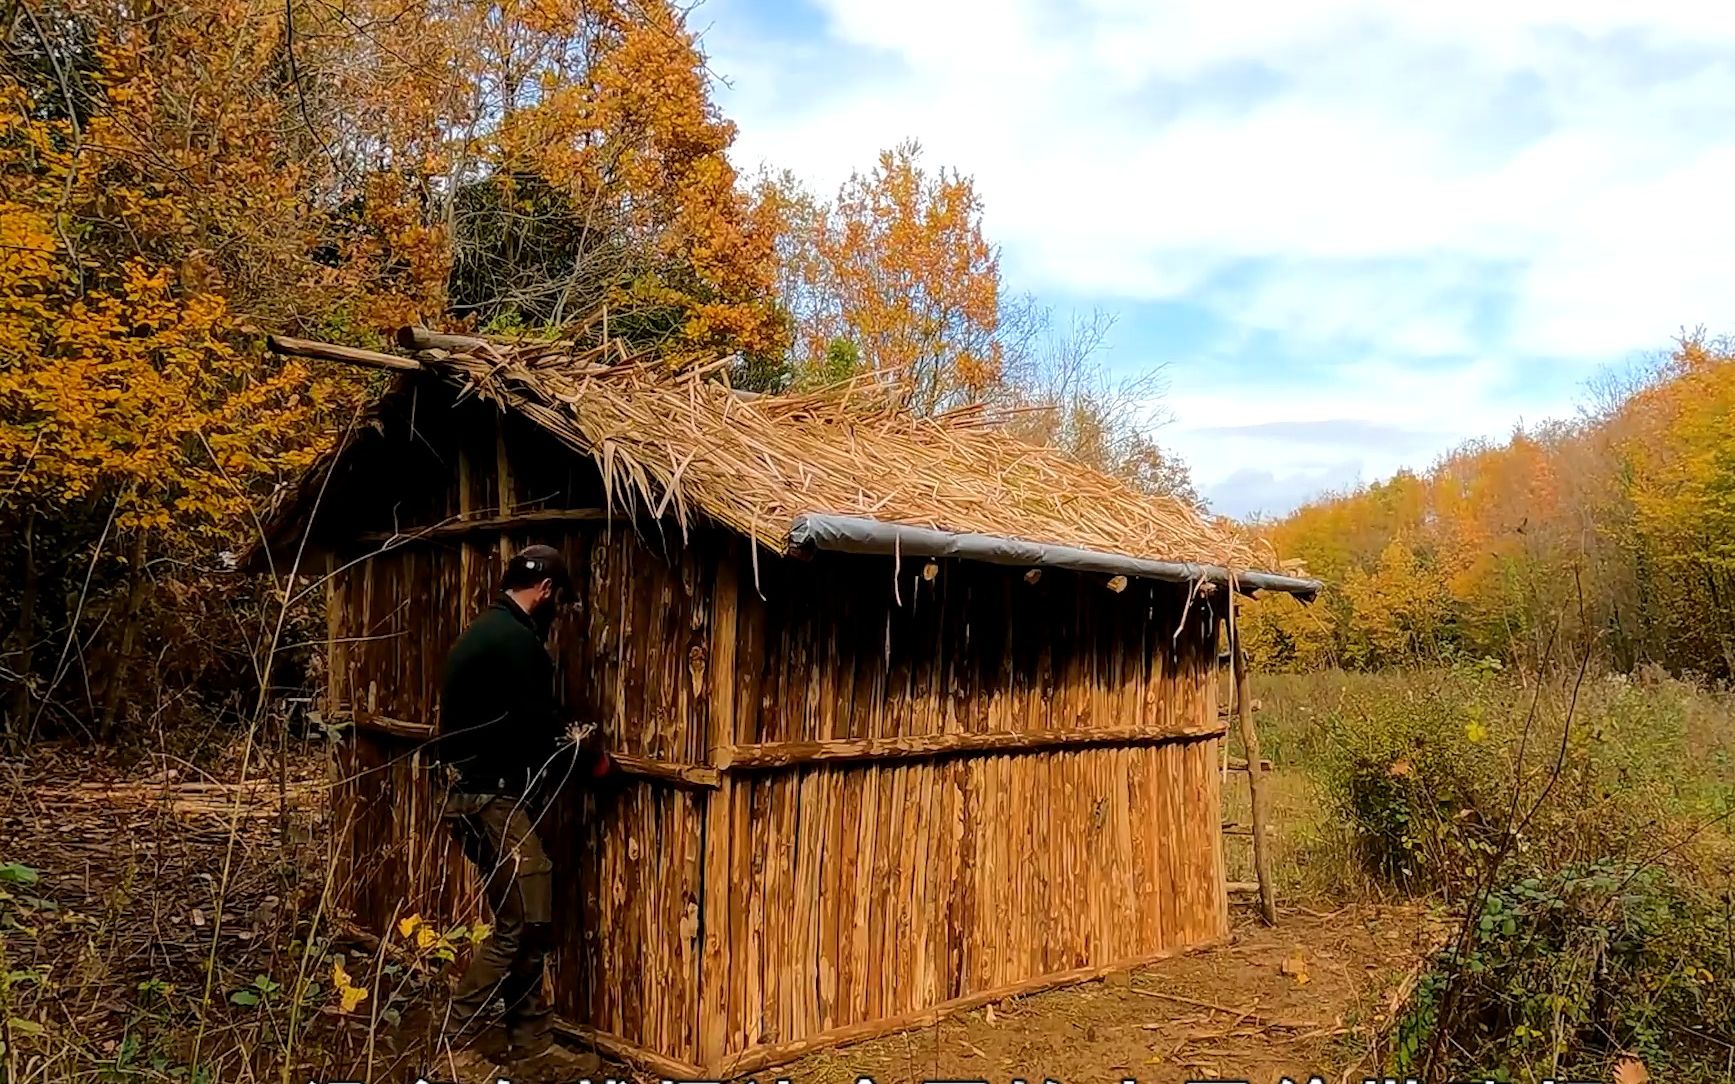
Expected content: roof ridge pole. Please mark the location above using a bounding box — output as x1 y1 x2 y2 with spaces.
1229 593 1278 925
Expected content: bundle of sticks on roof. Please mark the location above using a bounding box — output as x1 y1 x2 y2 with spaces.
266 317 1267 572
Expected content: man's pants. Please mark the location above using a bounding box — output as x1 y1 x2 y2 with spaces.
442 792 555 1053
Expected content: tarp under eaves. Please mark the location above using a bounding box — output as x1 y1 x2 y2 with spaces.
788 513 1322 601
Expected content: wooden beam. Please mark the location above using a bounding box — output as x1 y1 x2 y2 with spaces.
340 714 715 788
717 721 1226 772
265 333 422 372
551 1018 705 1080
397 325 493 356
351 711 433 741
608 752 721 790
353 507 610 547
1230 602 1278 926
710 936 1225 1077
1226 756 1273 773
395 325 612 372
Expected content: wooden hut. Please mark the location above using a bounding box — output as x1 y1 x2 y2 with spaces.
250 326 1321 1077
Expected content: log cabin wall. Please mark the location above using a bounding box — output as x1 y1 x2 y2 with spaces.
320 382 1229 1072
689 551 1226 1069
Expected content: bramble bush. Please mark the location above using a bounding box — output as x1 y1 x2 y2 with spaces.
1394 862 1734 1083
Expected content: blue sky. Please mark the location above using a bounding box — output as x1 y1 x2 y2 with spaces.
696 0 1735 517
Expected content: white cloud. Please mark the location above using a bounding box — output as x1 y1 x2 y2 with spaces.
702 0 1734 510
709 0 1735 360
1158 354 1569 515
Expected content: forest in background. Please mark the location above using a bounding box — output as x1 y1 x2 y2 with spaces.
0 0 1189 745
1242 336 1735 679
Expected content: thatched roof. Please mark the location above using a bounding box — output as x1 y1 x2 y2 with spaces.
255 326 1317 596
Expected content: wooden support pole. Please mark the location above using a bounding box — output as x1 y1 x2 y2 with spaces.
494 417 516 566
353 507 610 548
1230 602 1278 925
697 551 740 1065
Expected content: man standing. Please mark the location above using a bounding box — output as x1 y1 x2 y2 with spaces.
436 544 609 1081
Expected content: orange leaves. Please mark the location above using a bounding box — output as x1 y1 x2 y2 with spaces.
769 141 1007 412
447 0 783 357
2 0 796 557
1245 335 1735 675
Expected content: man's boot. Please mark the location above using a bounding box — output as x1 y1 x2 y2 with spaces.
507 1040 603 1084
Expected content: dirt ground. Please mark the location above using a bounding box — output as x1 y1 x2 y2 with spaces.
0 750 1436 1084
760 904 1436 1084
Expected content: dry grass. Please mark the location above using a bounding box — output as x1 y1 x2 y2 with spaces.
258 321 1266 572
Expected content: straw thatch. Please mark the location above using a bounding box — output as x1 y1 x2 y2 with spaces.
258 327 1265 571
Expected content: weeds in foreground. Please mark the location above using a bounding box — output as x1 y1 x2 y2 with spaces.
1256 663 1735 1081
0 740 498 1084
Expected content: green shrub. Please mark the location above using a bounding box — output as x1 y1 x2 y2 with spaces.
1311 670 1508 897
1394 861 1734 1083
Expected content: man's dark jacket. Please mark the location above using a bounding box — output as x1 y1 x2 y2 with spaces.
438 594 568 797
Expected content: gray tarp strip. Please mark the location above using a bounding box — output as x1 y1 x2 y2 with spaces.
787 514 1322 601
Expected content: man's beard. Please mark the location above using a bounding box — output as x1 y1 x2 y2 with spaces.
531 598 557 640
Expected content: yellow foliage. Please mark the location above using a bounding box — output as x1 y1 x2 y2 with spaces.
1 0 797 734
331 960 368 1014
1246 336 1735 676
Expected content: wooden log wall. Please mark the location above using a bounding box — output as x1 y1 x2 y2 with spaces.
320 381 1229 1072
687 551 1226 1067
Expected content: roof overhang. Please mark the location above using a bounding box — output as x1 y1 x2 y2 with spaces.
788 514 1322 601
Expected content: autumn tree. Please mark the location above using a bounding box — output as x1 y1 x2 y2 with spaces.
452 0 786 360
0 0 788 741
760 154 1197 503
770 141 1004 412
0 0 396 738
1243 334 1735 678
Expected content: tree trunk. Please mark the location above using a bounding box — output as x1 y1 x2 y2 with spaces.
99 531 148 740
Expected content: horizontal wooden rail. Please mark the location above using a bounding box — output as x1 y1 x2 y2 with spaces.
552 1019 705 1080
717 721 1226 772
341 713 717 789
351 711 433 740
1226 756 1273 773
354 507 609 546
607 752 721 790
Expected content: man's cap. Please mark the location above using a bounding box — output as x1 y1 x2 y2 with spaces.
505 544 573 596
